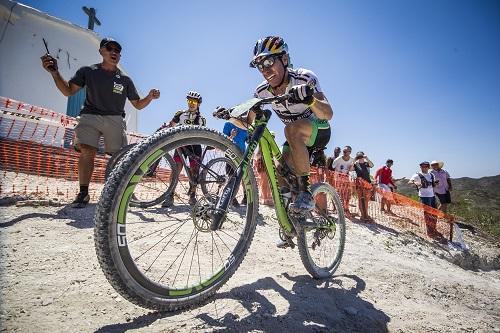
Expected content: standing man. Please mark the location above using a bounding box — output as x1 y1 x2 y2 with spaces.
326 146 341 170
430 160 452 213
330 146 354 218
160 91 206 207
374 159 397 214
41 38 160 208
352 151 374 222
409 161 438 208
409 161 441 238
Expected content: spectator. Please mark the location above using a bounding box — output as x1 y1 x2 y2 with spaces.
330 145 354 218
326 146 341 170
409 161 437 208
352 151 374 222
409 161 441 238
41 38 160 208
223 118 248 206
374 159 397 214
310 148 327 168
430 160 452 213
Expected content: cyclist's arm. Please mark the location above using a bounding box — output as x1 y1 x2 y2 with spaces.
309 92 333 121
229 111 254 129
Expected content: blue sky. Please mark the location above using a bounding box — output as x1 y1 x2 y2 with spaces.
21 0 500 178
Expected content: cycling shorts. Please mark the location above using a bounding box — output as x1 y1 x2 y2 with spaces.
282 118 331 155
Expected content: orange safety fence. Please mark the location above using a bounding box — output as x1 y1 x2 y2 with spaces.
0 96 144 200
1 96 454 241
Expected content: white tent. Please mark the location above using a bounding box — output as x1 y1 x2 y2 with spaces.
0 0 138 131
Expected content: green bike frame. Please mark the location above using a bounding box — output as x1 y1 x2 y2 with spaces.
257 127 294 234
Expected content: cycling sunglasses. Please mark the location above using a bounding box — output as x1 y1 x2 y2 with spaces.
187 98 199 104
105 45 121 54
253 56 279 71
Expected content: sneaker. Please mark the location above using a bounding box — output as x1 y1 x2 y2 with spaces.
290 191 314 212
161 194 174 208
189 193 197 205
71 192 90 208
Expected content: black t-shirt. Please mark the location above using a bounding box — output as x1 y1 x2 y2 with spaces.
354 162 371 183
69 64 140 116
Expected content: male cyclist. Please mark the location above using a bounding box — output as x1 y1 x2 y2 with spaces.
218 36 333 211
161 91 206 207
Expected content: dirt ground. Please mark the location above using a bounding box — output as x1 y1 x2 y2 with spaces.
0 202 499 333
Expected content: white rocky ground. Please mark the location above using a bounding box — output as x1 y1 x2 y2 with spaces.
0 202 499 333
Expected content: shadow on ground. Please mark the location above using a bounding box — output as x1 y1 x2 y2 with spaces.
95 273 389 333
0 204 96 229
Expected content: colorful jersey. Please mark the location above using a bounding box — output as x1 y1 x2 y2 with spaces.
253 68 323 124
223 122 247 152
161 110 206 129
374 166 395 186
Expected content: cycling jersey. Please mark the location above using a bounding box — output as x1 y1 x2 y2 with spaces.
253 68 323 124
161 110 206 128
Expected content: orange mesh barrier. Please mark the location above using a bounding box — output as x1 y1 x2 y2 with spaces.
1 96 454 241
1 97 152 201
258 166 454 241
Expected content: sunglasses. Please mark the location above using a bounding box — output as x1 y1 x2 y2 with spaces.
254 56 278 71
187 99 199 104
105 45 121 53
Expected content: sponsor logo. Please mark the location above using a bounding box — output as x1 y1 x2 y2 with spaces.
117 224 127 247
113 82 124 94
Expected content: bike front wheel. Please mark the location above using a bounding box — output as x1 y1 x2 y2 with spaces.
296 182 346 278
94 126 259 311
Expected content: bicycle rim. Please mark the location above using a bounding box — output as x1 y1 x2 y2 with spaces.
297 182 346 279
94 126 258 311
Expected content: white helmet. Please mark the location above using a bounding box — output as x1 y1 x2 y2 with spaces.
186 90 202 103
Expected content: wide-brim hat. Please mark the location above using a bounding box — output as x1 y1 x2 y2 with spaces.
431 160 444 168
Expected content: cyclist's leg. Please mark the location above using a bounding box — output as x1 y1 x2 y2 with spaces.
187 145 202 204
162 150 182 207
284 118 330 211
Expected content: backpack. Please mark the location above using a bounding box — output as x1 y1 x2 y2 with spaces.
417 172 435 188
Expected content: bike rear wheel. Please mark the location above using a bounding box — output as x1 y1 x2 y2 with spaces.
105 143 179 208
94 126 258 311
296 182 346 278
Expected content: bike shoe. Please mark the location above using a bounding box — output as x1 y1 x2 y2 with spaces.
290 191 314 212
71 192 90 208
276 238 295 249
189 193 197 206
161 194 174 207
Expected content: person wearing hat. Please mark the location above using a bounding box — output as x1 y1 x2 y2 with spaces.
41 38 161 208
352 151 374 221
409 162 439 208
430 160 452 213
409 162 443 238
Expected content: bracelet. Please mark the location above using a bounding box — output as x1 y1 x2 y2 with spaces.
308 98 317 107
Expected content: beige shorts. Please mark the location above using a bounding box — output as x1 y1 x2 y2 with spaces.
74 114 127 154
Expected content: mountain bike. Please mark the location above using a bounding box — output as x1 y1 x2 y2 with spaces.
94 93 346 311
